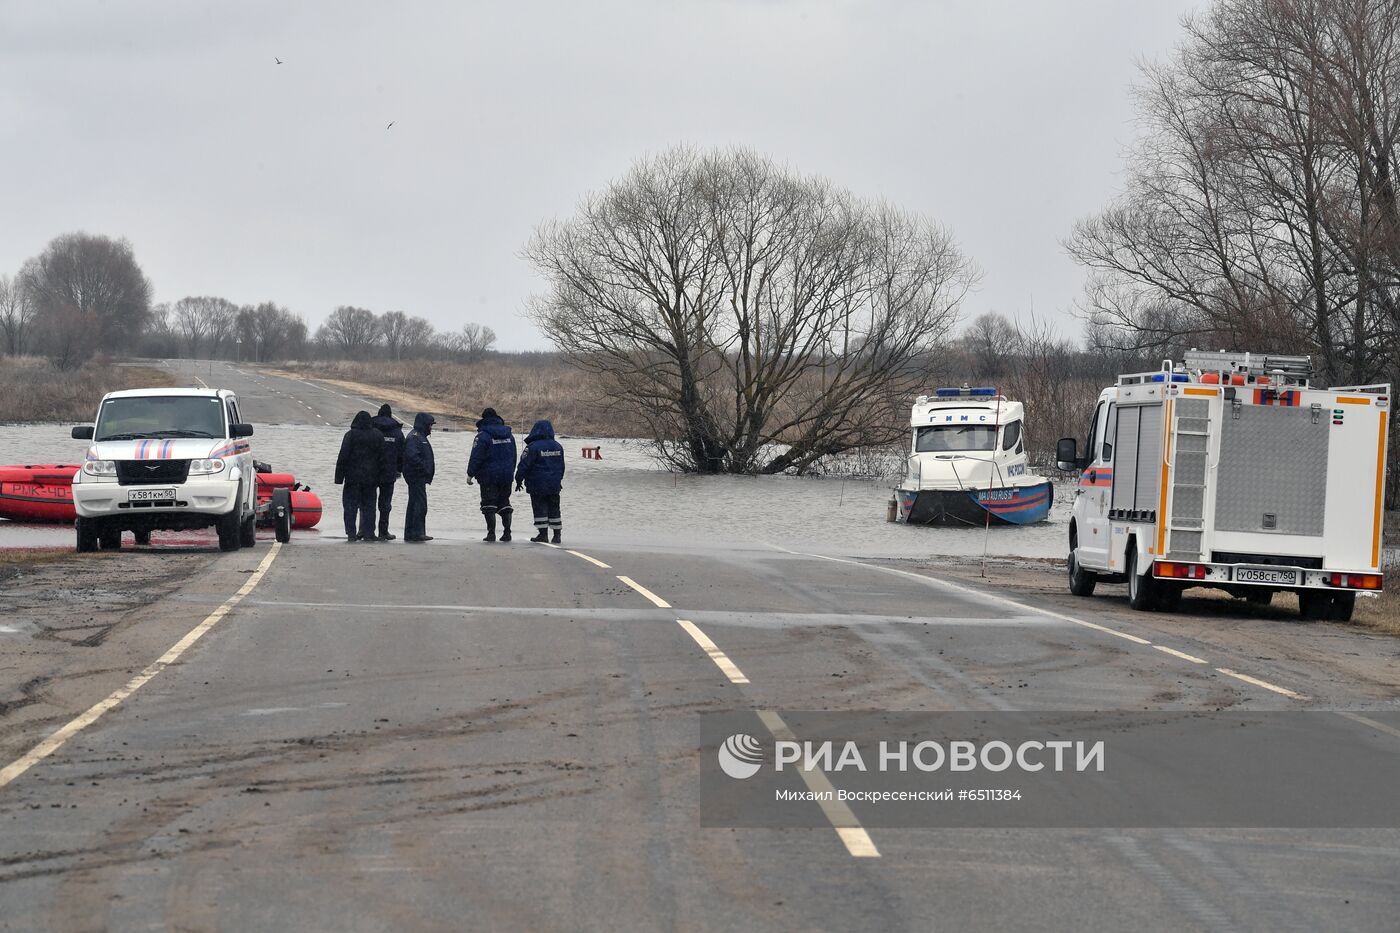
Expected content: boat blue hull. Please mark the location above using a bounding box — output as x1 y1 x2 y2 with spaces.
897 482 1053 527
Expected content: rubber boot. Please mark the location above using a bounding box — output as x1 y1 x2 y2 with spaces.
378 519 396 541
551 529 561 544
483 513 496 543
531 529 549 543
500 513 512 543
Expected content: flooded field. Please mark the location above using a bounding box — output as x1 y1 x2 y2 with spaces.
0 423 1071 559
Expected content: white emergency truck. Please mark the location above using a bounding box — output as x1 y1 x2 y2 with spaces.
1057 351 1390 620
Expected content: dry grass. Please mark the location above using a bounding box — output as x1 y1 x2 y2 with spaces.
282 358 646 437
0 357 176 423
1352 589 1400 635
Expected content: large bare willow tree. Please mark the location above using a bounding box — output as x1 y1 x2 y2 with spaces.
526 147 977 474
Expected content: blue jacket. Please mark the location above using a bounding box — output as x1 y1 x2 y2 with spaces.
467 414 516 485
515 420 565 494
402 413 436 484
371 414 405 484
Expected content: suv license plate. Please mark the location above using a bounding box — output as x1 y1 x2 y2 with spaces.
128 488 176 504
1236 567 1298 585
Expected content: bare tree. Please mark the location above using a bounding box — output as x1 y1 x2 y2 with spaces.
455 322 497 361
526 146 978 474
171 296 238 359
0 274 36 356
961 312 1021 379
20 233 152 355
402 315 436 357
316 305 379 359
237 302 307 362
379 311 411 360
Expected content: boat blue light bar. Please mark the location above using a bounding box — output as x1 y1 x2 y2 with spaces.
933 386 1000 398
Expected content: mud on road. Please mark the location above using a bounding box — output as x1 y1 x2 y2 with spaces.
0 548 244 765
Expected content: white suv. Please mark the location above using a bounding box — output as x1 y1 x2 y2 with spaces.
71 388 258 552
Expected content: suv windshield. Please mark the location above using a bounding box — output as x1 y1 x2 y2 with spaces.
916 424 996 452
95 396 226 441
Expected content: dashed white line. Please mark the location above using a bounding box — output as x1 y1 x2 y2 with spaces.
676 619 749 684
1154 645 1207 664
617 575 670 608
569 550 611 568
1215 668 1307 699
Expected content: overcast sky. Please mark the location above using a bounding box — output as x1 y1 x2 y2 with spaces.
0 0 1200 350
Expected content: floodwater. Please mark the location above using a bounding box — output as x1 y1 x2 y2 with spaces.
0 423 1071 559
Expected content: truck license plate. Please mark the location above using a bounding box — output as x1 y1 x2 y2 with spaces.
128 487 176 504
1236 567 1298 585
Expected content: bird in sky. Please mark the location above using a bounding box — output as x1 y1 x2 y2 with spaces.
274 57 283 65
386 121 395 129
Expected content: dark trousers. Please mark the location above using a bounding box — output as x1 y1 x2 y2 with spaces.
377 480 396 533
478 482 513 517
342 482 376 538
529 492 562 529
405 481 428 539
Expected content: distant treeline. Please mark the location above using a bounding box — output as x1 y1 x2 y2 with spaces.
0 232 498 368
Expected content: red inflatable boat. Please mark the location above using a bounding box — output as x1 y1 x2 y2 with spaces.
254 473 323 529
0 464 321 528
0 464 81 523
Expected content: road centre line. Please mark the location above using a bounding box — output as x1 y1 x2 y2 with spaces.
567 553 879 857
757 711 880 858
676 620 749 684
1214 668 1306 699
0 543 283 791
617 576 671 608
767 545 1308 701
1336 711 1400 741
568 550 611 568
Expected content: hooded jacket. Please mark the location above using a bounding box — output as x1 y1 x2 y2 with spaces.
335 411 385 486
467 413 516 485
403 412 436 484
371 409 405 484
515 419 565 495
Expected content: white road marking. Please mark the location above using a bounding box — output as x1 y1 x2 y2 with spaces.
1337 711 1400 741
617 575 670 608
0 543 282 791
1154 645 1207 664
770 545 1309 700
1215 668 1307 699
757 710 880 858
676 620 749 684
568 550 611 568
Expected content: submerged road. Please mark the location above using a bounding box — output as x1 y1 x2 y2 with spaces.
0 361 1397 930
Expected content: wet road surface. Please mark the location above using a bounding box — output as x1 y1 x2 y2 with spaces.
0 361 1397 930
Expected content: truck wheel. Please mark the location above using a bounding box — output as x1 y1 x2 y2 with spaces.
1067 529 1097 597
76 518 98 553
216 509 242 552
1298 590 1332 621
240 512 257 548
271 488 293 543
1127 547 1164 611
1245 589 1273 606
99 526 122 550
1326 591 1355 622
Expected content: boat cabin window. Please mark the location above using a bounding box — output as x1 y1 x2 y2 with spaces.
916 424 997 452
1001 420 1022 452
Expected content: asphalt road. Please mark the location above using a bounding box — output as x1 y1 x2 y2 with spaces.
160 358 375 425
1 361 1397 931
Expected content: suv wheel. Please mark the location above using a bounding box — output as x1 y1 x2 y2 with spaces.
76 518 99 553
216 508 242 552
99 526 122 550
239 512 257 548
134 529 152 546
